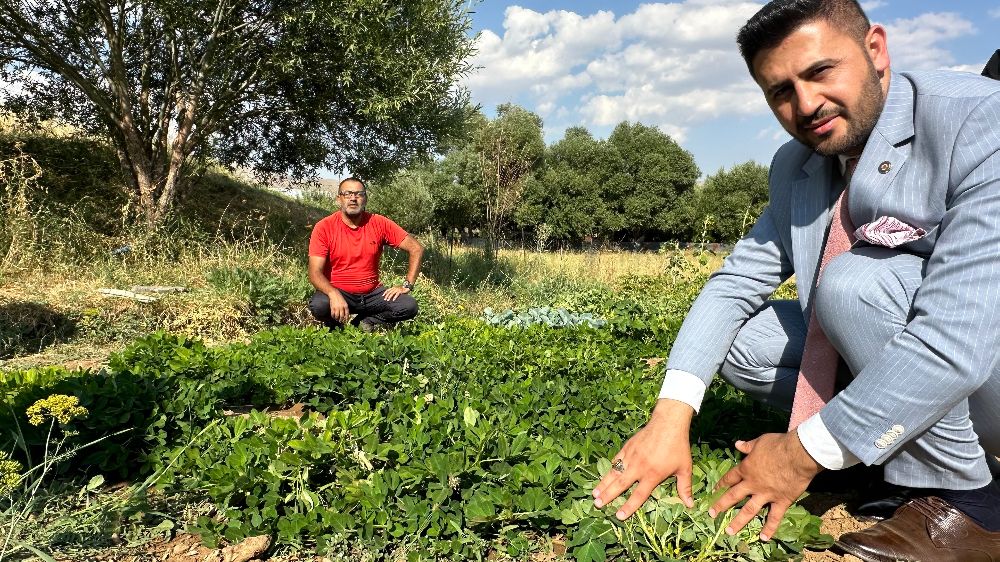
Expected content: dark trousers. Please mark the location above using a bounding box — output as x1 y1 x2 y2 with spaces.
308 286 418 329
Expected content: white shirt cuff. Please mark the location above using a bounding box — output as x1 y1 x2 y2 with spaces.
658 369 708 414
797 413 861 470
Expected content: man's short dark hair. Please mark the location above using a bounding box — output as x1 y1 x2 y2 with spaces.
339 176 366 190
737 0 871 79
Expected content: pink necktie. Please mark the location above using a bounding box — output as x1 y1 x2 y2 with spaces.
788 158 858 430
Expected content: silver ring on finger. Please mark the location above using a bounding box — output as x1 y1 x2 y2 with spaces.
612 458 625 473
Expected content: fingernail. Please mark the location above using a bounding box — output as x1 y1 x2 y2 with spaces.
616 510 626 520
708 509 716 517
592 489 600 499
594 499 603 508
760 533 769 542
725 527 735 536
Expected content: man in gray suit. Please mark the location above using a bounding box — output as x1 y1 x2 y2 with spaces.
592 1 1000 559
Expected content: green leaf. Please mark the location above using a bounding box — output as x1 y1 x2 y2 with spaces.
462 405 480 427
573 539 606 562
85 474 105 492
464 493 497 524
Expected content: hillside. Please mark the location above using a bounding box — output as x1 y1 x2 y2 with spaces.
1 128 332 366
1 130 330 254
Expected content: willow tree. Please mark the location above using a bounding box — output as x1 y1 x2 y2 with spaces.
0 0 474 226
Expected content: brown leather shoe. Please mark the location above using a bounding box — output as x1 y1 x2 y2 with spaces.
835 496 1000 561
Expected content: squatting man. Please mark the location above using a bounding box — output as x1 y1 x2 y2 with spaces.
593 1 1000 560
307 177 424 332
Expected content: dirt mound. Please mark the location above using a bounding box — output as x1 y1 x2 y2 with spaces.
147 534 270 562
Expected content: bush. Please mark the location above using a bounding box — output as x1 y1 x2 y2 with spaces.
206 265 312 328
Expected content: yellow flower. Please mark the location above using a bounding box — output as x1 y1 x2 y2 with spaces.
0 451 22 497
26 394 89 426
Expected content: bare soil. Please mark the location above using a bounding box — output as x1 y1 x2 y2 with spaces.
801 492 875 561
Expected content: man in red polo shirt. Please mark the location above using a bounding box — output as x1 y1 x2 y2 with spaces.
307 177 424 331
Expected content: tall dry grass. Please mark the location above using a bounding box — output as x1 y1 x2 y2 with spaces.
496 246 725 284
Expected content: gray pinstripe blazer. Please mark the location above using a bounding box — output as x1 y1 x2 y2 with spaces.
666 70 1000 466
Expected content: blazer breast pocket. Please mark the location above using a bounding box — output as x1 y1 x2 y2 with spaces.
854 216 936 256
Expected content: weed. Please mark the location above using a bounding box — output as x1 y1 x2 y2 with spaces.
0 143 44 271
1 394 123 561
206 265 311 329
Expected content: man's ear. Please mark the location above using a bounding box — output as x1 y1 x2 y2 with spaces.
866 24 890 75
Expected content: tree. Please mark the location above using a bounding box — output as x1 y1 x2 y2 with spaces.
697 161 769 242
366 168 435 234
599 123 700 243
428 149 482 237
474 104 544 256
0 0 474 227
424 111 487 237
517 127 604 244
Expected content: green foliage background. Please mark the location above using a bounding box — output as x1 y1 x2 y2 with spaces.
0 94 807 562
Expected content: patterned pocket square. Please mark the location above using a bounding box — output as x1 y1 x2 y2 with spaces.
854 216 927 248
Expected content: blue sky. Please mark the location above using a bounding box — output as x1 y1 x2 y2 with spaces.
463 0 1000 176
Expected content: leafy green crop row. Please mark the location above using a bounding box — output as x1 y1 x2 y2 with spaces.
0 318 827 560
483 307 607 328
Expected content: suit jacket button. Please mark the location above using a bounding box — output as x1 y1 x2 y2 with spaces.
875 438 889 449
891 424 904 434
879 161 892 174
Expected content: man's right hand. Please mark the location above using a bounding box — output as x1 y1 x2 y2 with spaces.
592 399 695 520
327 290 350 324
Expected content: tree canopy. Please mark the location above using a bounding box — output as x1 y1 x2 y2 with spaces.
517 127 604 242
696 161 770 242
515 122 701 245
0 0 475 226
374 114 769 247
474 103 545 254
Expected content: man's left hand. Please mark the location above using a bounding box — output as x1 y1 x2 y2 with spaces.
709 431 824 541
383 286 410 301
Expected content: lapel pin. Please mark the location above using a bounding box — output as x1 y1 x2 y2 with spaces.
878 161 892 174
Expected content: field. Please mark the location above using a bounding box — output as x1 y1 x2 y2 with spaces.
0 132 870 561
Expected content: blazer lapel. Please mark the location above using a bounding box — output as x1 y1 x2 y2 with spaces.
791 152 838 312
853 72 915 223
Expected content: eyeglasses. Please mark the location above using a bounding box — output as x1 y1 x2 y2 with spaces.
338 190 367 199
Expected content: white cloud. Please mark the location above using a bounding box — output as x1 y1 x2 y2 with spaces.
465 7 619 108
617 2 761 46
580 83 762 128
990 7 1000 19
883 12 975 70
465 1 768 141
860 1 887 12
756 127 790 142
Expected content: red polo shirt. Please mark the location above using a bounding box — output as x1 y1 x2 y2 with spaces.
308 212 408 294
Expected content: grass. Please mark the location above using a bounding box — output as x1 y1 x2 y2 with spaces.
1 240 727 368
